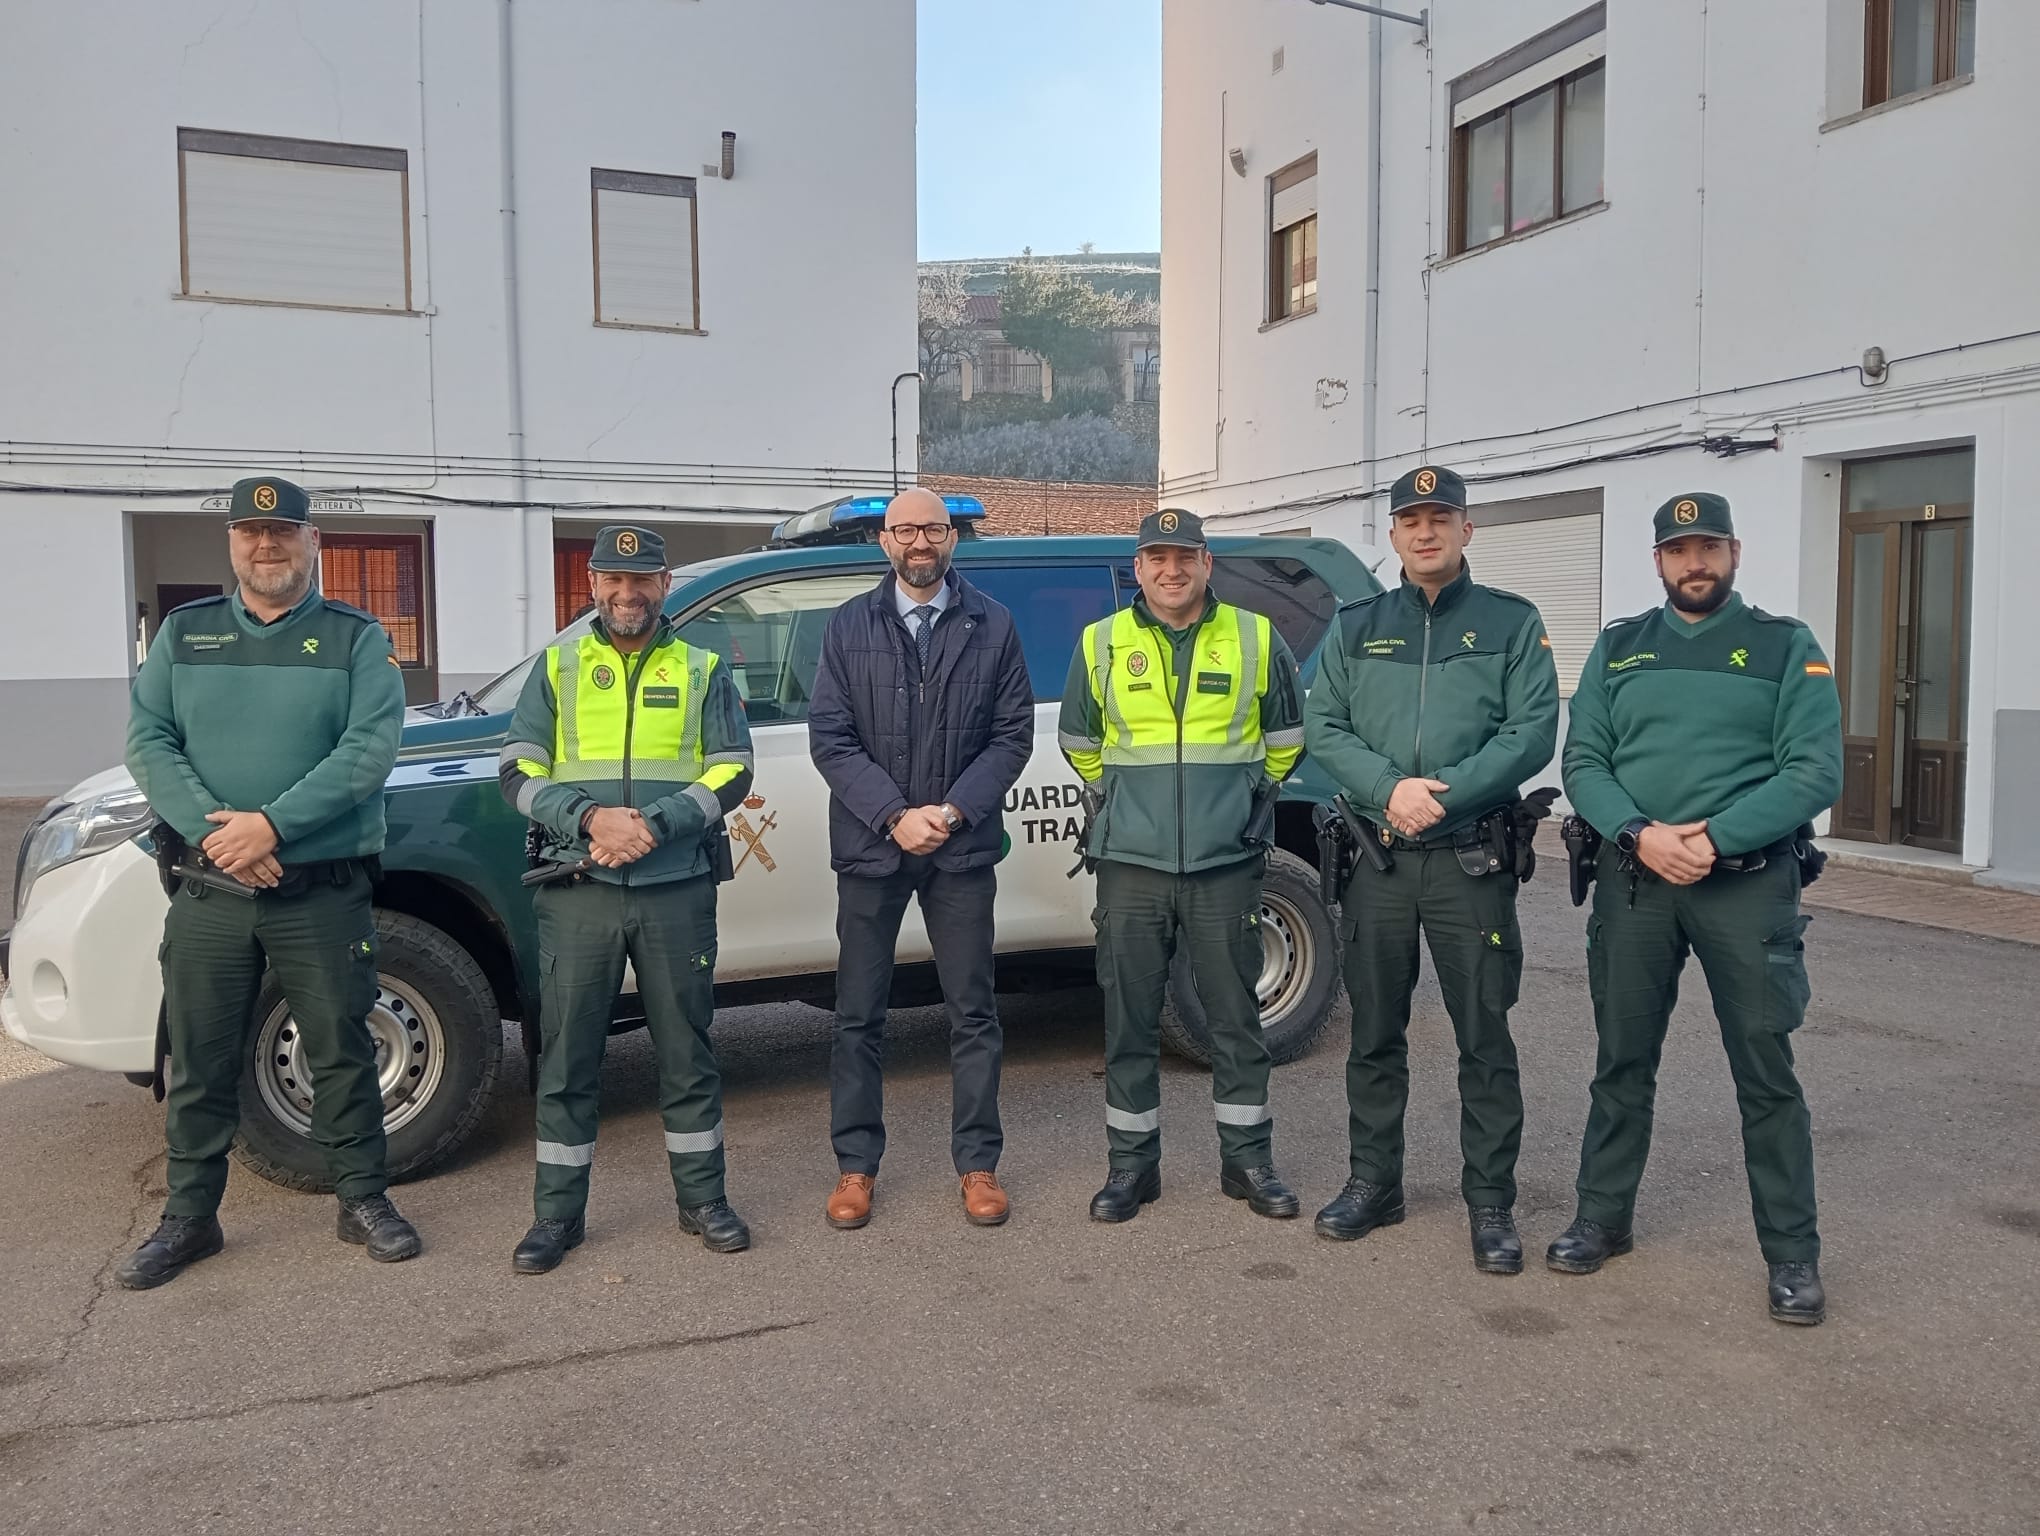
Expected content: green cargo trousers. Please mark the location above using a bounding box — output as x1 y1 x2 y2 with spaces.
160 866 388 1218
1575 848 1819 1263
1094 856 1273 1171
532 874 726 1220
1340 846 1524 1207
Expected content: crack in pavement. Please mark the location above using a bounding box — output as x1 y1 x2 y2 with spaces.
29 1149 165 1424
22 1317 815 1442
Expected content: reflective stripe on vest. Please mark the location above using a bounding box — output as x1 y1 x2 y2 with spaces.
544 631 716 784
1083 603 1272 768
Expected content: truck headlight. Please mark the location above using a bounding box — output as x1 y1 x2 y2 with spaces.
14 786 156 918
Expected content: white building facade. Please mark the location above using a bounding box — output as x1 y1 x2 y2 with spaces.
1161 0 2040 888
0 0 916 794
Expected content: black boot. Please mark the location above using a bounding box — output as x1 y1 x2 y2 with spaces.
336 1194 422 1263
1768 1261 1826 1326
1544 1216 1634 1274
1469 1207 1523 1275
512 1216 586 1274
678 1198 752 1254
1313 1177 1405 1241
114 1214 224 1290
1220 1164 1301 1219
1089 1165 1161 1223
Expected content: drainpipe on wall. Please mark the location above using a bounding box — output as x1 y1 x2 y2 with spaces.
1360 10 1385 548
498 0 537 646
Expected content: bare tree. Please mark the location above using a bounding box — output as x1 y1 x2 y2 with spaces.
917 266 983 385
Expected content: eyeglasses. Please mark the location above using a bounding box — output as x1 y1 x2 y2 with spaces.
883 523 955 544
229 522 308 540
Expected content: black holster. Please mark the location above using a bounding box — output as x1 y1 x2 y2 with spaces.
1243 777 1282 853
1067 785 1104 879
1560 814 1602 907
1344 796 1394 875
1453 810 1511 879
707 824 736 885
1793 823 1827 887
1311 801 1354 906
150 821 257 901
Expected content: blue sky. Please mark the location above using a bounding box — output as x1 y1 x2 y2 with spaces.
918 0 1161 260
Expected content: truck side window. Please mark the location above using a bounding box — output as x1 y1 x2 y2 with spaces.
1114 557 1339 664
674 572 883 726
960 563 1117 701
1209 556 1339 661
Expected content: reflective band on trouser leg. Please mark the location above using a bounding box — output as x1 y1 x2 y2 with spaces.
664 1124 725 1155
536 1140 595 1166
1106 1104 1161 1134
1213 1100 1272 1126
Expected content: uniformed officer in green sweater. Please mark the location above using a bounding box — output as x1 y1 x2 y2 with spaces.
1059 509 1307 1223
1303 464 1559 1272
499 525 757 1274
1552 492 1841 1326
118 476 416 1289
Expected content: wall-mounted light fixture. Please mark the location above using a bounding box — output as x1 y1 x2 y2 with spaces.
1861 346 1889 385
1228 146 1248 177
721 131 737 181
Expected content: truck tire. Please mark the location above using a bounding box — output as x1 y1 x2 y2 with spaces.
231 909 503 1191
1159 848 1346 1067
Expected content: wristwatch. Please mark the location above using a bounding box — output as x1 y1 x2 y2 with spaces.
939 804 963 833
1615 817 1650 855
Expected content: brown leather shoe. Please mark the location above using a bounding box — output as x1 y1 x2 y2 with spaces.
827 1173 875 1230
961 1171 1009 1226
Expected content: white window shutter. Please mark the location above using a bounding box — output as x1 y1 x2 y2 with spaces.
183 151 408 310
1270 173 1317 234
597 188 698 330
1467 513 1604 696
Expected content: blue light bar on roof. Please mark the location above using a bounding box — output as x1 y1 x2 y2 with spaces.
830 494 984 524
771 494 986 545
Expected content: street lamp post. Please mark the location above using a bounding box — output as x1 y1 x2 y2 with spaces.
891 370 922 495
1307 0 1427 39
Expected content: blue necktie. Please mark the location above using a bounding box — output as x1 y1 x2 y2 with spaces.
912 605 936 671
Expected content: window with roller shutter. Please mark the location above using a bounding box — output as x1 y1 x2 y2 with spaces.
592 168 701 333
1463 489 1604 698
177 129 411 312
1266 153 1318 323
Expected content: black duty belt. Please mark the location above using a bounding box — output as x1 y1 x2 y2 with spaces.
1382 830 1465 854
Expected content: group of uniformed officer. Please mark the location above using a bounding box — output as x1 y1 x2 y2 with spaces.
117 471 1840 1327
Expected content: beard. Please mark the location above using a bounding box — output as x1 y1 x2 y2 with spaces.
1663 566 1735 615
890 544 951 592
597 592 659 638
233 548 316 603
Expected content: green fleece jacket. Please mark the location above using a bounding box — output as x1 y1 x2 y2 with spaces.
126 589 404 861
1562 594 1843 856
1304 565 1559 835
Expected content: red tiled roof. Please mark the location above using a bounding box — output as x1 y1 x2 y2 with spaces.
921 474 1153 537
963 294 1002 324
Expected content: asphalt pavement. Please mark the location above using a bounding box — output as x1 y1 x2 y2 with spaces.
2 798 2038 1533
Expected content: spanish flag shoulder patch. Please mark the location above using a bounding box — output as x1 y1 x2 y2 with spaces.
1805 661 1833 676
1539 635 1552 649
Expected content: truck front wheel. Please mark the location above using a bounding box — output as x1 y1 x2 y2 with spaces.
1159 848 1347 1067
231 910 503 1190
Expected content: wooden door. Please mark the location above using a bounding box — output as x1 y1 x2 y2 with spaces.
1832 500 1971 850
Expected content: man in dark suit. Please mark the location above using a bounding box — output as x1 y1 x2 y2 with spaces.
808 489 1034 1230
